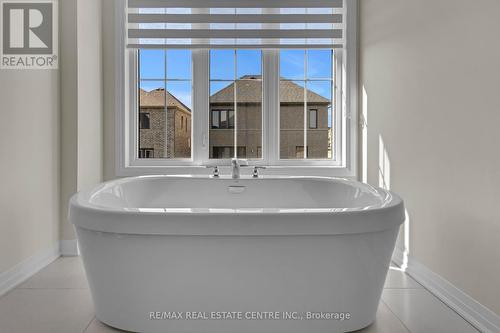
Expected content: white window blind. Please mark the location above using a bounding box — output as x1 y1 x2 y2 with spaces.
127 0 345 49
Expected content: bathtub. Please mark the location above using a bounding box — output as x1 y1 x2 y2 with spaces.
70 175 404 333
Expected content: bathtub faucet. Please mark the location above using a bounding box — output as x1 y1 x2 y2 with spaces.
231 158 248 179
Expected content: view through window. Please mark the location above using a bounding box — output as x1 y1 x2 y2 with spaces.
136 49 335 162
138 49 192 159
209 50 263 160
280 50 334 160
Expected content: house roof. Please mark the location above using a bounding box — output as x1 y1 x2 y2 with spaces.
140 76 330 110
210 75 330 104
139 88 191 112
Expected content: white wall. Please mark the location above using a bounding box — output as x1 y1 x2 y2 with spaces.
0 70 60 272
0 0 102 276
60 0 103 241
102 0 116 182
60 0 78 242
360 0 500 315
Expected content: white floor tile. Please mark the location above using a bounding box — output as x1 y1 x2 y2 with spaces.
84 303 411 333
382 289 479 333
18 257 88 289
0 258 481 333
355 301 410 333
0 288 94 333
384 266 422 289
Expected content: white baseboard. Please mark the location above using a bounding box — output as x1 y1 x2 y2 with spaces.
393 247 500 333
0 242 60 297
60 239 79 257
0 239 80 297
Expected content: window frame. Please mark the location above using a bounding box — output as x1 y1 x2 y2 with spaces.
114 0 358 177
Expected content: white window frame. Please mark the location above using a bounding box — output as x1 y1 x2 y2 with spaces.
114 0 358 178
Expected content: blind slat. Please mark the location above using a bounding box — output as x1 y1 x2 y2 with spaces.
126 0 346 49
129 13 343 24
128 43 344 49
129 29 342 39
128 0 343 9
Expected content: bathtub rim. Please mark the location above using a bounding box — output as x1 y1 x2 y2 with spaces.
69 175 405 236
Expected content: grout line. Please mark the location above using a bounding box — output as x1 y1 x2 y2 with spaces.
16 287 89 290
82 316 96 333
384 288 481 333
380 298 413 333
415 287 482 332
383 287 424 290
393 259 482 332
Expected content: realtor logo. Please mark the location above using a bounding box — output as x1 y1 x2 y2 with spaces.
1 0 58 69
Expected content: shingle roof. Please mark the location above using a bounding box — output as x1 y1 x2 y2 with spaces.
140 77 330 109
139 88 191 112
210 75 330 104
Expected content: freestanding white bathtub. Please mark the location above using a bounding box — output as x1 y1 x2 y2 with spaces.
70 175 404 333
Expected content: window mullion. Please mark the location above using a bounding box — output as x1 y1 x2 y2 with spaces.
193 49 209 164
233 49 238 158
304 50 308 159
263 49 279 165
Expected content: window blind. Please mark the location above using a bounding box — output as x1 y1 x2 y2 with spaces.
127 0 345 49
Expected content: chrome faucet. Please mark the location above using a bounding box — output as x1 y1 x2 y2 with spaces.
206 165 220 178
231 158 248 179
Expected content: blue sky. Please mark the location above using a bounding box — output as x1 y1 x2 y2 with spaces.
139 49 333 126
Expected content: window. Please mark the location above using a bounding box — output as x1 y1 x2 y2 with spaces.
118 1 357 176
309 109 318 129
280 50 334 160
295 146 305 159
212 146 247 159
211 110 234 129
209 50 262 160
138 148 154 159
138 49 192 159
139 112 150 129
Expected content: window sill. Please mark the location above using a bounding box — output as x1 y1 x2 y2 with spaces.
116 164 357 179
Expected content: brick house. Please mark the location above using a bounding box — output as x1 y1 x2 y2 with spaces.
139 88 192 158
209 76 331 159
139 78 330 159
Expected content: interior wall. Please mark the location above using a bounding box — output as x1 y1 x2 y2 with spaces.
360 0 500 314
60 0 103 241
0 69 60 272
59 0 78 242
76 0 103 196
102 0 116 182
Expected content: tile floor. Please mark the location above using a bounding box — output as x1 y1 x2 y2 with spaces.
0 257 479 333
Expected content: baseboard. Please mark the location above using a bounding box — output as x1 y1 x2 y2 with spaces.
60 239 79 256
392 248 500 333
0 242 60 297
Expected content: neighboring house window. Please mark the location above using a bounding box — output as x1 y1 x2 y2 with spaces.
211 110 234 130
138 148 154 159
139 112 150 129
211 111 220 129
309 109 318 129
212 146 246 159
295 146 305 159
212 146 233 159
